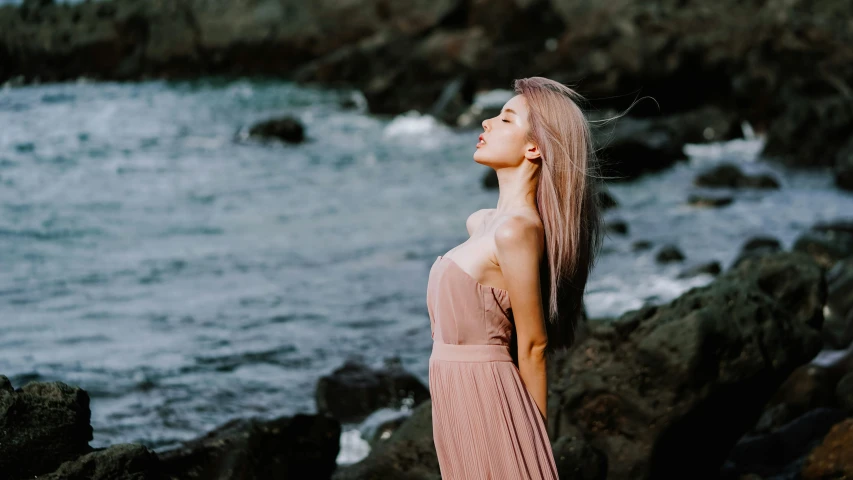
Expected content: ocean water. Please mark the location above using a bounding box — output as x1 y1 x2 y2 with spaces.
1 78 851 464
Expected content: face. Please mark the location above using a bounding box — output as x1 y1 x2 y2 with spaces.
473 94 540 166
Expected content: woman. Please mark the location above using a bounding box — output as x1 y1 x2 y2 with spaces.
426 76 603 479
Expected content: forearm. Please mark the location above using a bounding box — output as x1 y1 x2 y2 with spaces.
517 348 548 422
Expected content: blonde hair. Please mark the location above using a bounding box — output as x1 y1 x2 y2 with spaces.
512 77 603 356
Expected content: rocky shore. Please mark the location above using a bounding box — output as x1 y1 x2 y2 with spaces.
4 242 853 479
2 0 852 186
2 0 852 478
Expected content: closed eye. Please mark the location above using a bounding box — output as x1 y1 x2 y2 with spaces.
501 119 510 123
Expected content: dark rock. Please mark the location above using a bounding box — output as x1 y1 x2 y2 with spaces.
332 400 440 480
687 193 734 208
835 138 853 191
694 163 780 189
723 408 849 479
364 412 410 449
482 168 498 189
553 425 608 480
248 116 305 144
0 0 462 85
547 252 825 480
764 95 853 169
731 236 783 269
158 413 340 480
315 357 430 423
40 444 162 480
632 240 653 251
793 219 853 269
837 372 853 411
605 219 628 235
743 237 783 252
655 244 685 263
677 261 721 279
593 106 740 182
752 365 838 434
0 378 94 480
824 258 853 349
801 418 853 480
598 189 619 210
0 375 12 393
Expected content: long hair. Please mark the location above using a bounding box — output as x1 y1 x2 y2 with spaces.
512 77 603 357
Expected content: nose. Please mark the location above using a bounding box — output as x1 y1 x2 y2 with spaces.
481 118 489 131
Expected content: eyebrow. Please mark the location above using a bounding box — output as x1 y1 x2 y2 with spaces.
503 108 517 116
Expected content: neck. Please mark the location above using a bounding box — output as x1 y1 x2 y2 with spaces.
494 163 540 213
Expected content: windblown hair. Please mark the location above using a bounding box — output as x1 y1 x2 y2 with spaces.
512 77 603 357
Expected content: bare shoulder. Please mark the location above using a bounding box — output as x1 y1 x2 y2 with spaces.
465 208 496 237
494 213 545 261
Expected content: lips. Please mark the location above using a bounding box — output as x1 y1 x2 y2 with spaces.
478 134 485 143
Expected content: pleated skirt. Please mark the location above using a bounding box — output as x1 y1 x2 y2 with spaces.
428 342 559 480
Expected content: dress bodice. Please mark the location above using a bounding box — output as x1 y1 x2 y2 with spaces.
427 255 514 346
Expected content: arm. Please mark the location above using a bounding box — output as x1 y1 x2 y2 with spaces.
494 216 548 422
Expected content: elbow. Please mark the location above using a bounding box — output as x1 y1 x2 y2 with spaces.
518 342 547 361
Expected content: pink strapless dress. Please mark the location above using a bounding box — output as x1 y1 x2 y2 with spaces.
427 255 559 479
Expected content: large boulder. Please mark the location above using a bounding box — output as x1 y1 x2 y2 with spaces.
158 413 341 480
332 400 440 480
694 163 780 189
592 106 740 182
0 0 462 82
801 418 853 480
546 252 825 480
0 376 94 480
40 444 163 480
793 220 853 269
764 95 853 169
315 358 430 423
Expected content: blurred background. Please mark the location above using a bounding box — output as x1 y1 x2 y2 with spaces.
1 0 852 478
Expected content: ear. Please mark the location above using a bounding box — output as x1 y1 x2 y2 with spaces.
524 143 541 161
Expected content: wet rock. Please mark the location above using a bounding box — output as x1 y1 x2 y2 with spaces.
793 220 853 269
605 219 628 235
553 425 608 480
655 244 684 263
0 378 94 480
824 258 853 349
694 163 780 189
361 410 410 449
836 138 853 191
158 413 340 480
752 365 838 434
40 444 162 480
765 95 853 169
593 107 740 182
632 240 653 251
732 236 783 269
723 408 849 480
0 375 12 393
837 372 853 411
315 357 430 423
248 116 305 143
801 418 853 480
687 193 734 208
0 0 462 84
677 261 721 279
332 400 440 480
548 252 825 480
